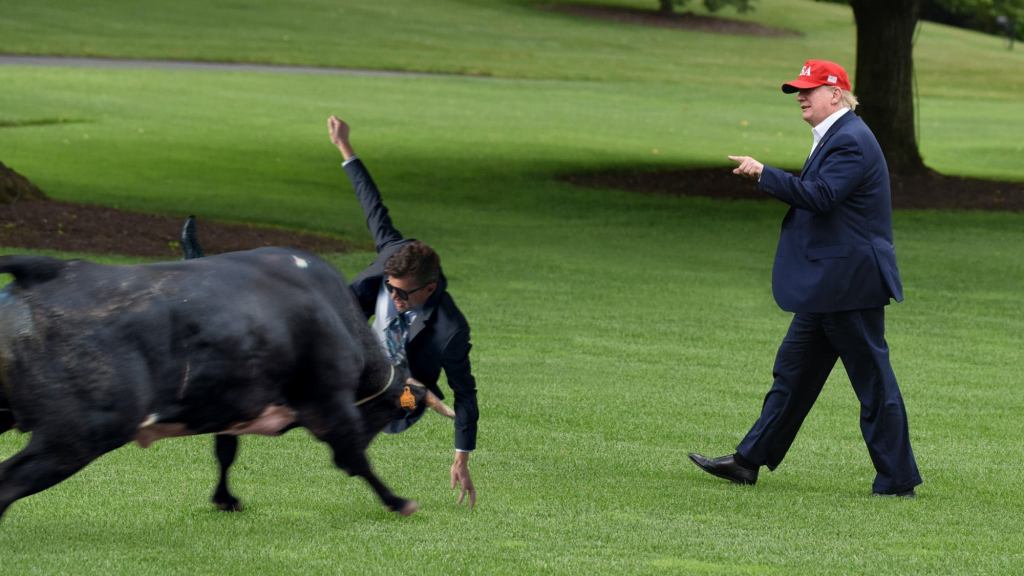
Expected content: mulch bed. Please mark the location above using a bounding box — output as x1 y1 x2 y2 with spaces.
2 167 1022 260
541 3 801 37
4 166 1020 261
558 167 1024 211
0 198 357 259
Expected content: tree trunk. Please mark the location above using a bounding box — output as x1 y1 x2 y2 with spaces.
1 162 46 203
658 0 675 14
850 0 928 175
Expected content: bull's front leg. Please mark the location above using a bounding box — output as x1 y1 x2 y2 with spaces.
306 403 417 516
328 436 418 517
211 435 243 511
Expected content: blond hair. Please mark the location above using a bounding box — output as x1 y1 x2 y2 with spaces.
840 89 859 111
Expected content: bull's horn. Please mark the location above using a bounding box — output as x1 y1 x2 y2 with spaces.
425 391 455 419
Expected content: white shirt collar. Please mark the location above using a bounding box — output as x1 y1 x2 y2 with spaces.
810 107 850 154
371 282 432 351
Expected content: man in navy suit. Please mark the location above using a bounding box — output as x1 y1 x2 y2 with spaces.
689 60 922 497
328 116 479 507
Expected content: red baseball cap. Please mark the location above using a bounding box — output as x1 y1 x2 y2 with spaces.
781 59 851 93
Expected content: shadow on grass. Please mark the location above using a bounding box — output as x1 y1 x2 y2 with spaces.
0 117 91 129
557 166 1024 212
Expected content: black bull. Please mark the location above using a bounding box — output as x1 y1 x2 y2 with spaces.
0 247 452 520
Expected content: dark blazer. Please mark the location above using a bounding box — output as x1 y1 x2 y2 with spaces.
758 111 903 313
343 158 479 451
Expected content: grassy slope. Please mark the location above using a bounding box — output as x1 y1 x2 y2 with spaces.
1 0 1021 179
1 1 1023 575
0 0 1021 93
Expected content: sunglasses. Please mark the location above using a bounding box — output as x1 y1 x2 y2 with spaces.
385 280 430 301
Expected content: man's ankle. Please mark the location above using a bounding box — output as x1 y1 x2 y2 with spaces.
733 452 757 470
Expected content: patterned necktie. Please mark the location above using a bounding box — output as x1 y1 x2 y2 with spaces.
384 312 410 366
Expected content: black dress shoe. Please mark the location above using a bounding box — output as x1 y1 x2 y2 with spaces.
180 215 205 260
688 453 758 485
872 489 915 498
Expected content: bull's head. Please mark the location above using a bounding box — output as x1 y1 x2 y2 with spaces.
400 378 455 418
355 364 453 439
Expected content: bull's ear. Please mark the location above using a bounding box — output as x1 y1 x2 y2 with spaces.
403 378 454 418
399 378 426 410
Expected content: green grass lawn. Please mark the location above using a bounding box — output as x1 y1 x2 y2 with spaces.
1 0 1022 96
2 1 1024 574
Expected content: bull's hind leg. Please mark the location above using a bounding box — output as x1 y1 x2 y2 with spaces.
211 435 243 511
0 434 101 521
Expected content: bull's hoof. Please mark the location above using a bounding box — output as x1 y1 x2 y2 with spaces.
396 500 419 517
213 498 243 512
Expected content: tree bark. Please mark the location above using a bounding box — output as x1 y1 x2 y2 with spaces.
1 162 46 204
850 0 928 175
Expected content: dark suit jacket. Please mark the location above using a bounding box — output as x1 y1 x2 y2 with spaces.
343 158 479 451
758 111 903 313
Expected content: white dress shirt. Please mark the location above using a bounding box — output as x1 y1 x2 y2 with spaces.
371 282 419 352
810 107 850 156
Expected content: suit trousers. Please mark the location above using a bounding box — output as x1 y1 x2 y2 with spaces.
735 308 922 493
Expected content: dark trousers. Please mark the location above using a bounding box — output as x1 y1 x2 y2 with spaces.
735 308 922 493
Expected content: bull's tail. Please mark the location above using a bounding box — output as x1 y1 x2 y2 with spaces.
0 255 68 288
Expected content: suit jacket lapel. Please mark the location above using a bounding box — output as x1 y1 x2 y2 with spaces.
407 276 445 343
407 305 435 342
800 111 857 177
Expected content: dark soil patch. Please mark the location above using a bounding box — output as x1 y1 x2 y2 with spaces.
558 167 1024 211
4 169 1020 261
1 162 46 204
543 3 801 37
0 198 359 259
